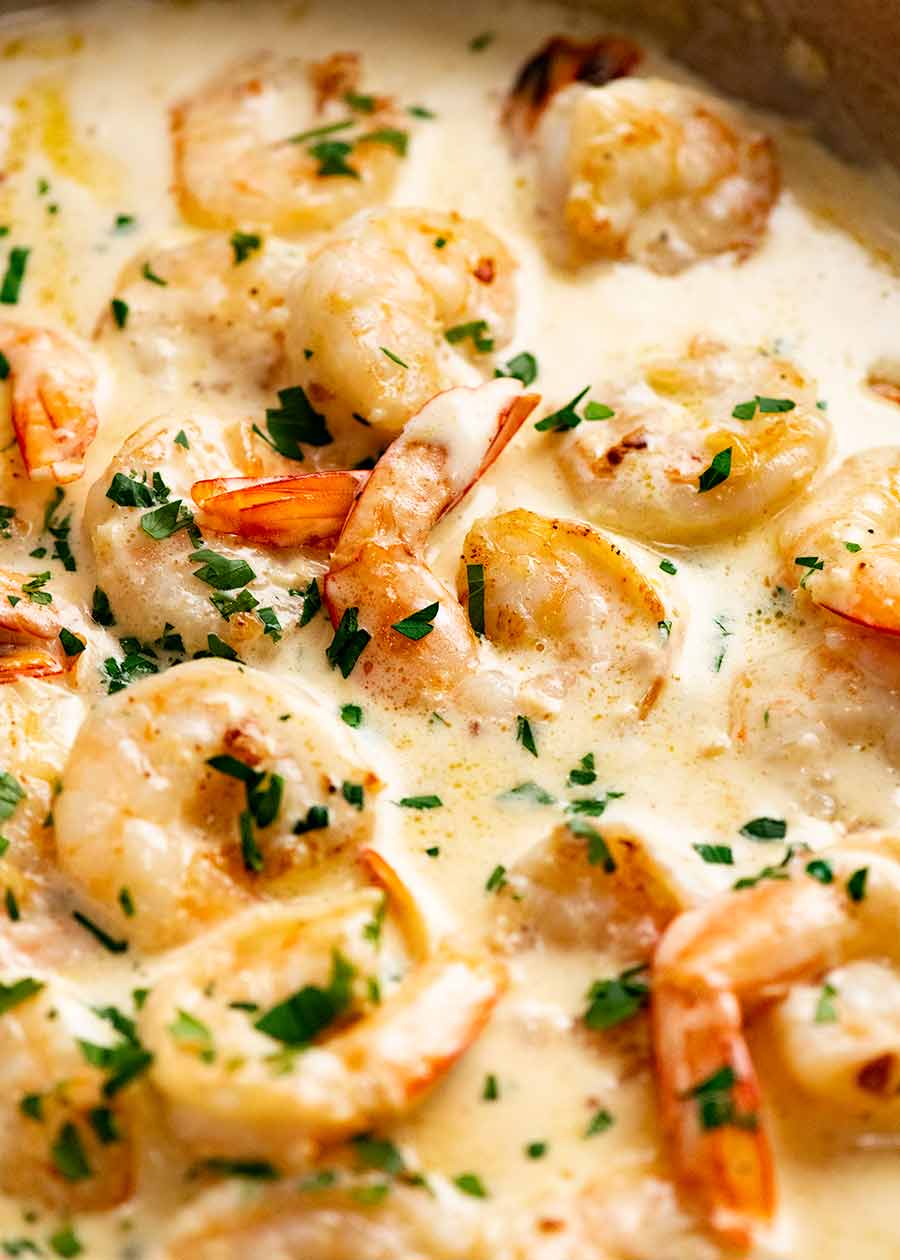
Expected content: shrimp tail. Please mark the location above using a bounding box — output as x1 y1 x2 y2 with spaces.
191 470 369 546
504 35 642 150
0 570 73 683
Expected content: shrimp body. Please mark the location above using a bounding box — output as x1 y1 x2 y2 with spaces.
559 339 830 544
54 659 382 950
0 970 138 1210
535 77 779 272
652 838 900 1248
164 1178 485 1260
0 569 73 683
85 414 327 654
778 447 900 635
172 52 404 234
0 323 98 483
286 208 518 447
457 508 675 717
323 379 538 710
141 893 505 1166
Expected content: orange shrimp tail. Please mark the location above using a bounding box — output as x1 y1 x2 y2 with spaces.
0 645 67 683
504 35 642 149
191 470 368 546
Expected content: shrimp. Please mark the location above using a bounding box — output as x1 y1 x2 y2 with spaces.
192 469 367 547
457 508 676 718
0 322 98 483
0 966 139 1210
778 446 900 635
171 51 406 235
503 34 642 151
0 569 73 682
54 658 383 951
322 379 538 711
652 835 900 1248
532 76 779 272
96 234 304 396
85 414 331 655
140 879 505 1166
495 821 690 958
558 339 831 545
163 1176 486 1260
285 207 519 450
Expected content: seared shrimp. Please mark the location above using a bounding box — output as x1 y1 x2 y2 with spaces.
496 821 689 958
558 339 830 545
652 835 900 1248
778 446 900 635
0 322 98 482
533 77 779 271
85 414 329 654
0 968 139 1210
457 508 676 718
172 52 405 234
503 34 642 151
141 884 505 1166
0 569 75 682
97 234 303 396
55 659 382 951
163 1176 485 1260
323 380 538 710
286 208 518 448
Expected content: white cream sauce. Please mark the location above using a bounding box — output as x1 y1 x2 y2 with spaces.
1 0 900 1256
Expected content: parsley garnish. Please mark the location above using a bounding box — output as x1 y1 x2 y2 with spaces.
495 351 538 386
482 1073 499 1101
50 1122 91 1181
392 602 439 640
794 555 824 588
485 864 507 893
293 805 329 834
310 139 359 178
659 558 677 575
407 104 436 119
585 1107 614 1137
697 447 732 493
454 1172 488 1197
58 628 85 657
847 867 868 902
342 781 364 810
254 950 355 1045
174 429 190 449
49 1225 82 1258
497 781 555 805
731 396 796 420
740 817 786 841
466 563 485 635
0 247 30 304
516 714 537 756
253 386 332 459
141 260 167 285
340 703 363 728
534 386 590 432
468 31 495 51
110 297 129 328
72 911 128 953
296 577 322 627
682 1065 757 1132
326 606 370 677
380 346 408 369
0 772 25 821
363 128 409 155
693 843 733 865
396 795 443 809
289 119 355 145
77 1005 152 1096
106 470 170 509
0 977 43 1014
805 858 833 884
568 753 596 786
230 231 262 264
168 1009 215 1061
445 320 493 353
584 964 649 1030
190 549 255 591
815 981 839 1024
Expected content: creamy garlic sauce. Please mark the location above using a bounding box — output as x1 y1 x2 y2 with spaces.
2 0 900 1256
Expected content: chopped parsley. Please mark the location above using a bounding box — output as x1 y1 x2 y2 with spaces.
392 602 439 640
485 864 507 893
254 950 355 1046
190 549 255 590
525 1141 547 1159
49 1225 82 1258
731 395 796 420
58 628 85 657
293 804 329 834
50 1122 91 1181
141 260 167 286
296 577 322 627
482 1073 499 1101
362 127 409 156
844 540 862 553
43 487 76 571
340 703 363 728
693 843 734 865
407 104 436 119
110 297 129 328
4 889 18 921
396 795 443 809
497 781 555 806
466 563 485 635
0 247 30 305
585 1107 614 1137
380 346 408 369
253 386 332 459
568 753 596 786
516 714 538 756
22 572 52 604
106 470 170 509
230 231 262 264
118 887 135 917
326 606 371 677
72 910 128 953
101 643 158 693
583 964 649 1030
342 781 364 810
77 1005 153 1096
206 753 284 872
468 31 495 51
681 1065 757 1132
0 505 13 538
310 138 359 178
659 558 677 575
454 1172 488 1197
697 447 732 493
344 90 376 114
494 350 538 386
795 555 824 588
0 977 43 1014
805 858 833 884
445 320 493 353
534 386 590 432
814 981 839 1024
168 1009 215 1061
0 772 25 821
847 867 868 902
289 119 355 145
174 429 190 449
740 817 787 841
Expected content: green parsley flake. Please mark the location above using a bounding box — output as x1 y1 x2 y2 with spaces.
494 350 538 386
693 843 734 865
485 864 507 893
585 1107 614 1137
141 260 167 286
230 231 262 264
698 447 732 493
254 950 354 1046
58 628 85 657
454 1172 488 1197
847 867 868 902
795 555 824 588
740 816 787 841
0 977 43 1015
516 714 538 756
466 563 485 635
445 320 493 353
0 247 30 304
190 549 255 591
396 795 443 809
110 297 129 328
814 981 839 1024
51 1122 92 1181
0 772 25 821
392 602 439 640
253 385 332 459
584 964 649 1030
380 346 409 369
732 395 796 420
482 1073 499 1101
326 606 371 677
659 558 677 575
340 703 363 728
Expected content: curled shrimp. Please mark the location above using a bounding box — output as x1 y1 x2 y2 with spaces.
558 339 831 545
171 51 406 234
778 446 900 635
319 380 536 710
85 414 331 654
0 569 75 683
285 207 519 451
54 658 383 951
0 965 140 1210
141 867 505 1166
495 821 690 957
192 469 367 547
532 76 779 271
457 508 676 718
0 322 98 482
163 1175 485 1260
503 34 642 151
652 836 900 1248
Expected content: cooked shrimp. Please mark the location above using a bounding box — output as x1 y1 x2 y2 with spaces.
533 76 779 271
0 322 98 482
54 658 383 951
96 234 303 396
778 446 900 635
0 569 73 682
285 207 519 449
0 967 138 1210
558 339 831 544
496 821 689 957
503 34 642 150
457 508 676 718
322 380 538 710
652 835 900 1248
192 469 367 547
141 883 505 1166
171 51 406 234
163 1176 485 1260
85 414 330 654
